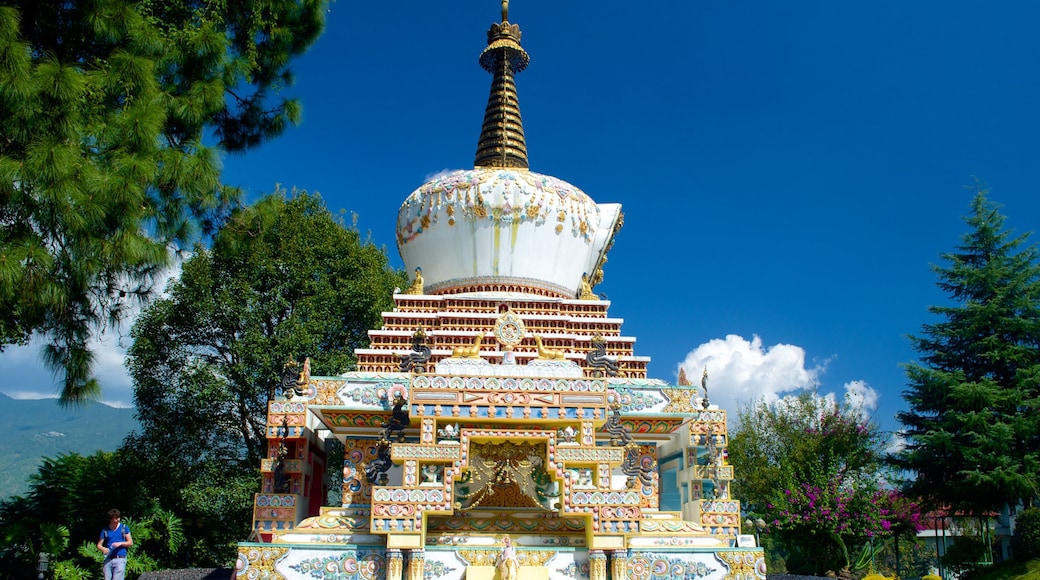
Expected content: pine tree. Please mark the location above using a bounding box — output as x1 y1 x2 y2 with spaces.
0 0 327 405
895 186 1040 514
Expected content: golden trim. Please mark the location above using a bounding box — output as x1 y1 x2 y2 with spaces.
238 546 289 580
457 548 556 566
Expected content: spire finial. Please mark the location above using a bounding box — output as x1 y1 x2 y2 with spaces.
474 3 529 168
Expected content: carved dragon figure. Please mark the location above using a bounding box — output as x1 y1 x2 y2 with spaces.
603 402 632 447
586 334 618 376
621 444 655 489
280 357 310 399
399 327 432 373
364 439 393 486
381 394 409 442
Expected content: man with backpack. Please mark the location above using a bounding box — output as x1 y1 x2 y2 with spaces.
97 509 133 580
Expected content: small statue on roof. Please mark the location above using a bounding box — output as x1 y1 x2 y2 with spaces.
577 272 598 300
403 266 424 295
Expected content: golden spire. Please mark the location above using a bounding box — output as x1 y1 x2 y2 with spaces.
474 1 530 169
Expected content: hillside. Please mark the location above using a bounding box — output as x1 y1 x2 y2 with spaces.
0 394 138 499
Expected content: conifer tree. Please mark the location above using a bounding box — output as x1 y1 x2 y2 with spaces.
894 186 1040 514
0 0 326 405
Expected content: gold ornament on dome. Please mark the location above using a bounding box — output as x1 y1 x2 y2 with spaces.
493 307 526 349
474 0 529 169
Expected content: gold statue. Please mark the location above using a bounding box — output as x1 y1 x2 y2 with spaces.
403 267 424 295
533 335 565 360
496 536 519 580
451 333 484 358
577 272 599 300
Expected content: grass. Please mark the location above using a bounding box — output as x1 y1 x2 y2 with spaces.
963 557 1040 580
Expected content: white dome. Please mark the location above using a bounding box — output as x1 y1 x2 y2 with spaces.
396 168 621 297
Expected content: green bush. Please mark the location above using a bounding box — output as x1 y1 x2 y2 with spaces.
1012 507 1040 560
940 536 988 577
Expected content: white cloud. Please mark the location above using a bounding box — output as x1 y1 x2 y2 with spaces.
677 334 881 426
678 334 823 418
885 431 907 455
0 259 182 409
843 379 880 417
0 331 135 408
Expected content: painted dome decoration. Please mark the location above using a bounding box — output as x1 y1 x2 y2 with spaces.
397 167 621 297
394 3 622 299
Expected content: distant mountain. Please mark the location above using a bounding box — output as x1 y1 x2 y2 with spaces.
0 394 138 499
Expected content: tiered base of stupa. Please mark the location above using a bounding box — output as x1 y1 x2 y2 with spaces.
238 507 764 580
236 293 764 580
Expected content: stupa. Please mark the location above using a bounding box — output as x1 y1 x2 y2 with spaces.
236 3 766 579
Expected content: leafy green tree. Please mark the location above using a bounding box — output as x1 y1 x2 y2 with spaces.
0 451 184 578
893 186 1040 516
0 0 327 405
1013 507 1040 560
123 190 404 564
730 392 922 575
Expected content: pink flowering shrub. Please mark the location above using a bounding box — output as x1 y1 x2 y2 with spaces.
735 393 925 575
770 480 923 539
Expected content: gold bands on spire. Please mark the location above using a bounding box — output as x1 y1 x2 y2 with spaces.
474 4 530 169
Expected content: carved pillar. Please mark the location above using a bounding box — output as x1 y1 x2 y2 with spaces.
421 417 435 445
386 549 403 580
407 549 425 580
610 550 628 580
589 550 608 580
597 463 611 490
404 459 418 488
580 420 596 446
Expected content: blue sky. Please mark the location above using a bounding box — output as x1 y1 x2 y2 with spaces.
3 1 1040 437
